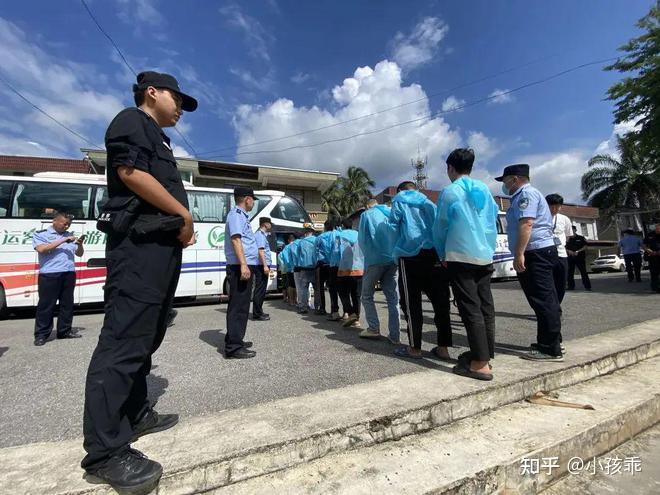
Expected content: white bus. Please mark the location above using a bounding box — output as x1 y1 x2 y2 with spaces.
493 212 515 279
0 173 313 316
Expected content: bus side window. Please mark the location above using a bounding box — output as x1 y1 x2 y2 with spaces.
0 180 11 217
13 182 93 219
94 187 108 218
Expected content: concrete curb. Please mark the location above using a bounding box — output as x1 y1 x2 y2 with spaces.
1 319 659 495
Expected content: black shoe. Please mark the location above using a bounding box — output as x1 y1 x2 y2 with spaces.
314 309 327 315
225 348 256 359
57 331 82 339
252 314 270 321
84 448 162 493
166 309 178 327
244 341 254 348
132 409 179 442
34 338 46 346
297 309 308 314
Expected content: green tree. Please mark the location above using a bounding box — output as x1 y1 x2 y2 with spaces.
581 135 660 220
605 5 660 159
322 166 374 218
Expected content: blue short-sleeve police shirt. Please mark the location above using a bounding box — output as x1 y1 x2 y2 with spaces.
32 227 77 273
224 207 259 265
505 184 555 252
255 229 272 266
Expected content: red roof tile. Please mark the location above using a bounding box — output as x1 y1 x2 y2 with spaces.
0 155 91 174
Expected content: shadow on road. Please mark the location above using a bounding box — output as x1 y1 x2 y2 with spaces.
0 347 8 358
147 364 170 406
199 329 225 353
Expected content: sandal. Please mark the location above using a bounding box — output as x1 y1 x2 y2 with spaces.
457 351 493 370
393 346 423 359
430 346 453 362
452 362 493 381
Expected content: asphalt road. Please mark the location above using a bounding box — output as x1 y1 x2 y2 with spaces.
0 271 658 448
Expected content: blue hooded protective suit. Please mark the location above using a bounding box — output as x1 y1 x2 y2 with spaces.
358 205 397 267
336 229 364 274
297 235 318 268
389 190 437 261
433 176 498 265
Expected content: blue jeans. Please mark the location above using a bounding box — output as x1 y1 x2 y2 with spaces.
361 263 400 341
297 269 316 310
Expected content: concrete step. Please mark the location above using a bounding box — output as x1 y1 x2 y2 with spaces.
1 319 658 495
212 356 660 494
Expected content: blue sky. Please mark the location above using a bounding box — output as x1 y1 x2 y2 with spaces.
0 0 654 202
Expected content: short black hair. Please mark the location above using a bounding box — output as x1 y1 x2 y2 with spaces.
341 218 352 229
54 210 74 220
545 193 564 206
324 219 335 231
397 181 416 192
446 148 475 174
133 88 147 107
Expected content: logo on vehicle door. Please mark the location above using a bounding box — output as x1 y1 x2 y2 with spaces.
208 226 225 248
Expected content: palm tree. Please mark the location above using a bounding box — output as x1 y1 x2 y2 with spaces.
581 136 660 221
322 166 375 218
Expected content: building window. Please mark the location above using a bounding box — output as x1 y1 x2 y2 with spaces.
580 222 589 238
188 191 232 222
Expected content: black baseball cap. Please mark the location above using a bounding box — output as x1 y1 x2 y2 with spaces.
259 216 271 225
396 180 417 192
133 71 198 112
233 186 257 199
495 164 530 182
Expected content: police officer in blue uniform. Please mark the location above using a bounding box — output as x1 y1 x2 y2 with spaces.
81 71 197 492
224 187 259 358
32 211 84 346
496 164 564 362
252 216 272 321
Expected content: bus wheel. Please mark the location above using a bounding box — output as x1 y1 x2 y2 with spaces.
0 285 7 319
223 278 230 298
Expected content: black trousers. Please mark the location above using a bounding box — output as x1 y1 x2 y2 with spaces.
34 271 76 339
337 275 362 315
315 264 336 312
327 266 341 314
226 264 256 355
555 257 567 304
623 253 642 282
252 268 268 317
649 257 660 292
567 254 591 289
447 262 495 361
82 233 181 469
398 249 452 350
517 246 562 356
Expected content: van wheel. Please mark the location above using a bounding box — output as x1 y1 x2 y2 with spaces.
0 285 8 319
223 278 230 297
619 264 625 272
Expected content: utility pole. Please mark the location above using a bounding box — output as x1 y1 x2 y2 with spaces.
411 149 428 190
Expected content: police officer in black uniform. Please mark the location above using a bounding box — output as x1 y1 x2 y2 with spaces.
252 216 273 321
81 71 197 492
644 224 660 293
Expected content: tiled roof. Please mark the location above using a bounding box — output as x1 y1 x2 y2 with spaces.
0 155 91 174
494 196 599 219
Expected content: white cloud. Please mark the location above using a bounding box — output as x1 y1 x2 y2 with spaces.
219 3 273 62
230 67 275 93
0 17 125 155
513 150 589 203
116 0 165 26
488 88 514 105
441 95 465 113
467 131 499 162
594 120 639 157
291 72 311 85
232 60 473 190
389 17 448 71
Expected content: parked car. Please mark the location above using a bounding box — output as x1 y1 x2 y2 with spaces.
590 255 626 273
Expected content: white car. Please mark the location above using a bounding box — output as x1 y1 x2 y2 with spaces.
590 255 626 273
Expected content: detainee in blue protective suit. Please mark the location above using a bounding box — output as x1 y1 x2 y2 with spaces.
389 183 452 359
358 201 401 343
336 220 364 327
314 221 338 315
433 149 498 380
296 231 318 313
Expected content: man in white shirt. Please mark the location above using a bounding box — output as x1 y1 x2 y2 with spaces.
546 194 573 306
